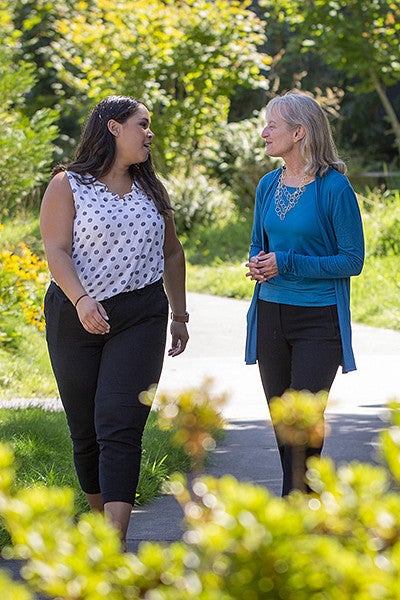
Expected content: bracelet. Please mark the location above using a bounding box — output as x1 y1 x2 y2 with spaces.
170 311 189 323
74 293 89 308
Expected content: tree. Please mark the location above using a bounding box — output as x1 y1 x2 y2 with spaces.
259 0 400 160
49 0 271 172
0 0 59 215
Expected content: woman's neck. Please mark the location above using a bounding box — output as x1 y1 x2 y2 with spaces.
281 161 314 186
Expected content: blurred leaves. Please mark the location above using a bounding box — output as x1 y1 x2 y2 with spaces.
270 390 328 448
144 378 226 473
1 393 400 597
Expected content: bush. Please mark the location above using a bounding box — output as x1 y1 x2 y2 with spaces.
0 240 49 335
163 168 233 235
202 114 279 214
361 189 400 257
0 43 58 215
2 393 400 598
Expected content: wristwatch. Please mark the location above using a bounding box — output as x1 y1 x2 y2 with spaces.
170 311 189 323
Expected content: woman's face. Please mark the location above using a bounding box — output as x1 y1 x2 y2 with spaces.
261 109 298 159
111 104 154 164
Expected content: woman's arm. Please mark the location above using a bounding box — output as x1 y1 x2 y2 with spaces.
162 215 189 356
40 172 110 334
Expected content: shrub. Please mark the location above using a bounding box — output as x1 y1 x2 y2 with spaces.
1 392 400 598
202 114 279 214
361 189 400 257
163 168 233 235
0 41 58 215
0 240 49 336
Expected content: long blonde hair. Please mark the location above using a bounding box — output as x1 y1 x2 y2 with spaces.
265 91 346 177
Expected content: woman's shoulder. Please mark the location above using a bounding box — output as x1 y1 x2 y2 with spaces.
319 167 351 191
47 169 72 191
42 169 73 206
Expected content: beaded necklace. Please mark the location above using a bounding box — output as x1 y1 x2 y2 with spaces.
274 166 308 220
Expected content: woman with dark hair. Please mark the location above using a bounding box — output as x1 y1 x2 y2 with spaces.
245 91 364 496
40 95 189 548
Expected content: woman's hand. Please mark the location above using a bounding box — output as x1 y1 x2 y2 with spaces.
245 251 278 282
75 296 110 335
168 321 189 357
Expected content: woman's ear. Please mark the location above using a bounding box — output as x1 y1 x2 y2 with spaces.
294 124 306 141
107 119 120 137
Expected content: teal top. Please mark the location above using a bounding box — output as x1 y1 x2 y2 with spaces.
260 180 336 306
245 167 365 373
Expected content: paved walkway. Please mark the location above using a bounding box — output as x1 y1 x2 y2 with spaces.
1 292 399 560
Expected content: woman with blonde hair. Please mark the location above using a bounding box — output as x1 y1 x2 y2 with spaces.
245 91 364 495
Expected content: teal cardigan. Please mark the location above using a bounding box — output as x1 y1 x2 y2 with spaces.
245 167 365 373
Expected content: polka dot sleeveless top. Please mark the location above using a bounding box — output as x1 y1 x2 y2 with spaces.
67 171 165 301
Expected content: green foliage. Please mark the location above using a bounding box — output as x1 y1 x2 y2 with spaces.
260 0 400 92
3 397 400 597
152 379 226 473
49 0 270 171
203 113 279 213
183 211 253 266
362 189 400 257
269 390 327 448
0 2 59 215
259 0 400 157
164 168 233 234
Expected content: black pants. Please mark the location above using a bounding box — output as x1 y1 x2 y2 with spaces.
44 279 168 505
257 300 342 496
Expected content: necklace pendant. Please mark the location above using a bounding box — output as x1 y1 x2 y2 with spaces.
274 167 307 220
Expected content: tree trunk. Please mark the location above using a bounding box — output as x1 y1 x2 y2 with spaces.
370 70 400 159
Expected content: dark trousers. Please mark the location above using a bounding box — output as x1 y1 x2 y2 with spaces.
257 300 342 496
44 279 168 505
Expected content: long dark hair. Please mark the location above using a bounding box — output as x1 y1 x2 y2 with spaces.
54 95 172 217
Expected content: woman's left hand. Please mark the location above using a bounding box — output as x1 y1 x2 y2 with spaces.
168 322 189 357
245 251 278 281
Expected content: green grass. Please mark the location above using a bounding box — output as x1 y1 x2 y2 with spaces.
0 407 191 546
351 255 400 329
0 214 42 253
0 320 58 398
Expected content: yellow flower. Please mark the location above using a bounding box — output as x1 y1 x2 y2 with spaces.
0 242 49 332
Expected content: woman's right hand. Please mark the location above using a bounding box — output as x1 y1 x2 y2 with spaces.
245 250 278 282
245 250 267 281
75 296 110 335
